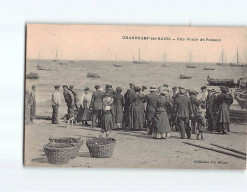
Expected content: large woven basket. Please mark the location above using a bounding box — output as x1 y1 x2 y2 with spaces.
44 142 78 165
49 137 83 159
86 138 116 158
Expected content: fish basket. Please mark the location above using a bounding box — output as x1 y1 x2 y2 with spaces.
44 142 79 165
86 138 116 158
48 137 83 159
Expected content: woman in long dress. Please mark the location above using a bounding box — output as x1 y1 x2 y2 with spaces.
78 87 92 126
215 86 233 134
101 94 114 137
152 89 173 139
132 86 146 130
113 87 125 128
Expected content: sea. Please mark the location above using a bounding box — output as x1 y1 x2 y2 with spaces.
26 59 246 116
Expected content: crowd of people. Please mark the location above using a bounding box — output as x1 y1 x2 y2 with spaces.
50 82 234 140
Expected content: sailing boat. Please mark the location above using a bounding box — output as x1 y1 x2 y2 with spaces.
203 57 215 70
186 52 196 68
161 53 169 67
53 49 58 62
230 48 247 67
216 49 228 66
133 48 148 64
113 55 121 67
59 50 67 65
36 52 46 70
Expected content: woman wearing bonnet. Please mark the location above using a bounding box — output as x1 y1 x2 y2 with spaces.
152 88 173 139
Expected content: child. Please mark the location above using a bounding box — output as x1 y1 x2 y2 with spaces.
196 106 206 140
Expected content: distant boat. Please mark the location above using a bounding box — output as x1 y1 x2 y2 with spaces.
26 72 39 79
207 75 235 87
59 62 67 65
230 49 247 67
161 53 169 67
113 55 121 67
179 74 192 79
186 52 196 68
133 48 149 64
87 72 100 78
37 65 46 70
203 67 215 70
69 60 75 63
46 68 53 71
216 49 229 66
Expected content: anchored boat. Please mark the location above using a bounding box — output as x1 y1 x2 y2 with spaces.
87 72 100 78
207 75 235 87
26 72 39 79
179 74 192 79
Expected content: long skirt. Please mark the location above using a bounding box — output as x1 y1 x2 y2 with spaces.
132 105 145 130
152 111 171 134
102 113 114 131
30 100 36 120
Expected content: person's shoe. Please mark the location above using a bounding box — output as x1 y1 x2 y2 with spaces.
201 135 204 140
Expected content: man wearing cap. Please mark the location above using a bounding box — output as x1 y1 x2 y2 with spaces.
146 86 159 135
123 83 135 129
215 86 233 134
90 85 105 128
174 87 193 139
63 85 76 120
206 89 217 132
52 85 61 124
69 85 78 110
189 89 200 134
105 84 115 97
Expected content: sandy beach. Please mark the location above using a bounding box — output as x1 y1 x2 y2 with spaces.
24 118 246 169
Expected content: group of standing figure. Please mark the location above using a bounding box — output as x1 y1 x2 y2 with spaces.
50 82 234 139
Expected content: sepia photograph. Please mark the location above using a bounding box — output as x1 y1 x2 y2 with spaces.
24 24 247 169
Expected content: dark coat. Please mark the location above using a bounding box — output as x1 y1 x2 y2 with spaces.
174 95 193 118
152 96 172 133
90 90 104 110
132 93 146 130
216 93 233 123
206 94 217 116
190 95 200 117
63 90 75 107
146 92 159 121
113 93 125 123
105 88 115 97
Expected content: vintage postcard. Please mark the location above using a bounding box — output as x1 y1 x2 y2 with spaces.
24 24 247 169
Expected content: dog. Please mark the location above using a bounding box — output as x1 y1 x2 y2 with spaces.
63 110 78 127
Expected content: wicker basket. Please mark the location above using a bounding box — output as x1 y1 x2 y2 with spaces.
49 137 83 159
86 138 116 158
44 142 80 165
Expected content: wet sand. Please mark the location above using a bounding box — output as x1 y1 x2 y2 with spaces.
24 119 246 169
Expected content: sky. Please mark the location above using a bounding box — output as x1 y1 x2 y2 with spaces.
26 24 247 63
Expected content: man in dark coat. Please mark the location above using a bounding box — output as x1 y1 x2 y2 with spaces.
90 85 104 128
189 89 200 134
105 84 115 97
63 85 75 119
30 85 36 122
123 83 136 129
206 89 217 132
69 85 78 110
145 86 159 135
174 88 193 139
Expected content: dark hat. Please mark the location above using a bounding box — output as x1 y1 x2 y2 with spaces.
163 84 169 88
32 85 36 89
220 86 229 93
95 85 100 89
54 85 60 89
179 88 186 94
201 86 207 91
189 89 198 95
129 82 135 86
142 85 147 91
116 87 122 92
69 85 74 89
63 85 68 89
84 87 90 91
172 86 178 90
178 86 185 89
108 85 112 88
150 86 156 92
105 84 110 88
134 86 141 92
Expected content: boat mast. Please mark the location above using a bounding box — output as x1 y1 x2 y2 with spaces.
164 53 166 64
221 49 224 64
189 52 192 63
236 48 239 64
55 49 58 60
60 50 62 60
138 48 141 63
